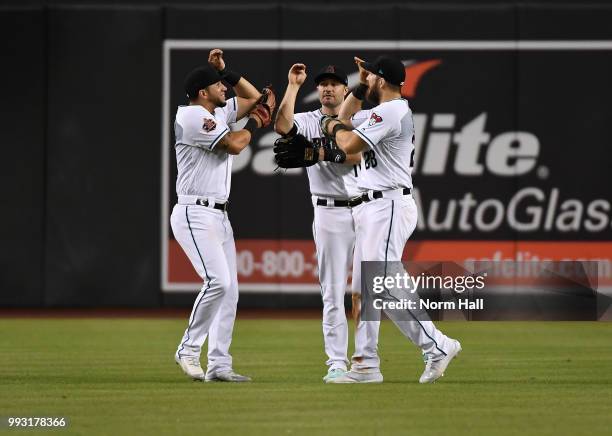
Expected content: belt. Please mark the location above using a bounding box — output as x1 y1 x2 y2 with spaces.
195 199 228 211
315 197 363 208
361 187 411 202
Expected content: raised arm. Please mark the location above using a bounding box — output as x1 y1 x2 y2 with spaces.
339 93 363 121
208 48 261 120
233 79 263 120
339 57 368 120
275 64 307 135
318 56 372 155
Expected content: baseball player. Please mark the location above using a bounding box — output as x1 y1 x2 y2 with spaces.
319 55 462 384
172 49 275 382
274 64 364 383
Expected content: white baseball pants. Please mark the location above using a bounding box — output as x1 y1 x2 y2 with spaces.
170 204 239 376
312 201 356 371
351 196 454 371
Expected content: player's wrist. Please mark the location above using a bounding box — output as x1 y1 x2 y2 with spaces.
244 116 260 132
352 83 368 101
220 68 241 87
326 119 343 134
284 124 298 138
325 119 337 136
330 122 351 143
316 146 324 162
322 147 347 164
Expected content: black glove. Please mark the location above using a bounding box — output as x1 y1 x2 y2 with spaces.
273 134 319 169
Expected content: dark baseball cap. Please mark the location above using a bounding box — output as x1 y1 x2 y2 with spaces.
184 65 223 99
314 65 348 86
361 55 406 87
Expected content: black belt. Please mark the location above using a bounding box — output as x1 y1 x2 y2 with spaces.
361 187 411 202
196 199 228 211
316 197 363 208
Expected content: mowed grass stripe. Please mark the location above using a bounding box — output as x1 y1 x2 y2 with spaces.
0 320 610 436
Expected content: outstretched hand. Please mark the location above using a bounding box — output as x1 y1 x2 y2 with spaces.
354 56 368 85
288 63 307 86
208 48 226 71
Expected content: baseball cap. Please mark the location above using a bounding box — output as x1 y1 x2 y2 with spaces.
184 65 223 99
314 65 348 86
361 55 406 87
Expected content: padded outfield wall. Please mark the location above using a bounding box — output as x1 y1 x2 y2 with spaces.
1 3 611 307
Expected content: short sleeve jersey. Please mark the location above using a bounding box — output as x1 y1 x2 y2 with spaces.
173 97 238 202
351 98 415 192
293 109 361 199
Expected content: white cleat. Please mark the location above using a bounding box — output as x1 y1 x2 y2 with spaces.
175 354 205 381
205 370 252 383
323 368 347 383
419 340 462 384
325 369 383 384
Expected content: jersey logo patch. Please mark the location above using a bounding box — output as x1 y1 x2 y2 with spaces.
368 112 383 126
202 118 217 132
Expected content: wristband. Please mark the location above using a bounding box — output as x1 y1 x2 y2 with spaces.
323 147 347 164
219 68 241 87
285 124 298 138
243 117 259 134
352 83 368 100
331 122 351 139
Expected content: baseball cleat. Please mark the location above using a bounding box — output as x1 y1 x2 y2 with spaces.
205 370 252 382
175 354 205 381
325 369 383 384
323 368 347 383
419 339 462 384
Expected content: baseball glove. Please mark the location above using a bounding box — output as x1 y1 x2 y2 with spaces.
319 115 336 139
273 134 319 168
249 85 277 128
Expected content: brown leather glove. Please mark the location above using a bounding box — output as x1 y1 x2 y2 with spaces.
249 85 276 128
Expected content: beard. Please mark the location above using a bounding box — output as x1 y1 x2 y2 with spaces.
215 98 227 108
366 86 380 105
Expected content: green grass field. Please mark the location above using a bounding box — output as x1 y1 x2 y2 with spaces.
1 318 611 435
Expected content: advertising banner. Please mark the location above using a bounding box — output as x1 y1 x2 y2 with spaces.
162 40 612 293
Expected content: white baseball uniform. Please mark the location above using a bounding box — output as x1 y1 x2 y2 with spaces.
349 98 455 371
171 97 240 377
293 109 363 372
